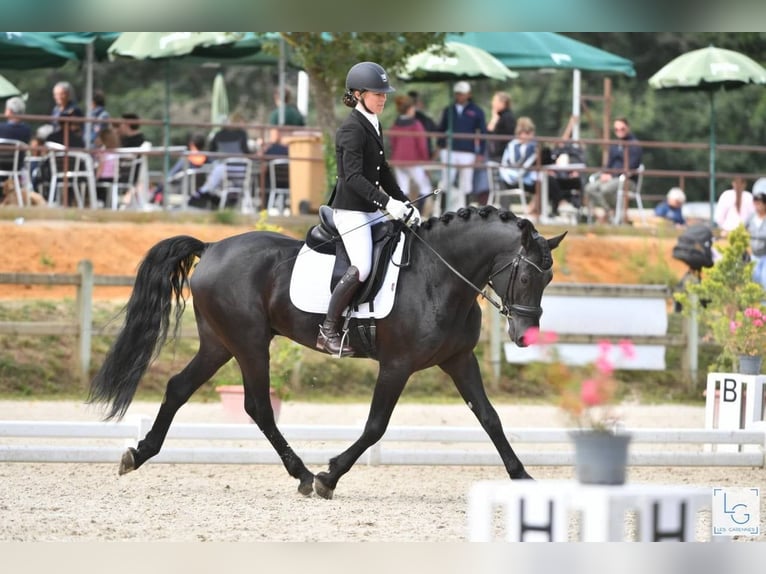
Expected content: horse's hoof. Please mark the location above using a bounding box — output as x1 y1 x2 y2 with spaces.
313 473 335 500
298 475 314 497
118 448 136 476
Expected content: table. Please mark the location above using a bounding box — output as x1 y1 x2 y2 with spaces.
539 163 585 224
468 479 720 542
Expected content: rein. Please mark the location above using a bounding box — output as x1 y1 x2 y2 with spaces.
406 230 545 319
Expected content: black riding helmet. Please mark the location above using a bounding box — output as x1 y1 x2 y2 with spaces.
343 61 395 108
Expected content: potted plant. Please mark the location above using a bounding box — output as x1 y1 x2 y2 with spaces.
524 327 636 485
675 225 766 372
721 306 766 374
215 339 303 423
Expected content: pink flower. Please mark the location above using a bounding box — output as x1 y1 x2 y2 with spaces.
618 339 636 360
580 379 602 406
523 327 558 346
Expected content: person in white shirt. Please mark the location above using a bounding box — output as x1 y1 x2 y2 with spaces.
714 176 754 236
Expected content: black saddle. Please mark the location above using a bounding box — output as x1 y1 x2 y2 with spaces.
305 205 404 307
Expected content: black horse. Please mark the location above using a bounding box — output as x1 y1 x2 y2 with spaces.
89 206 565 499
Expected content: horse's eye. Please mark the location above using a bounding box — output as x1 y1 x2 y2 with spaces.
520 274 529 284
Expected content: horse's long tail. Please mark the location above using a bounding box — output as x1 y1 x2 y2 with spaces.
88 235 207 420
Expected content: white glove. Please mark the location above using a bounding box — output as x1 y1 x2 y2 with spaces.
405 204 422 227
385 197 408 221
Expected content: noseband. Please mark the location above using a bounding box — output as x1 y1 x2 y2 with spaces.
488 250 545 320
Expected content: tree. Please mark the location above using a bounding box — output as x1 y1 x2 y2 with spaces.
279 33 445 135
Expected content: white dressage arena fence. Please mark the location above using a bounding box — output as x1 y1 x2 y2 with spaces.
0 417 764 467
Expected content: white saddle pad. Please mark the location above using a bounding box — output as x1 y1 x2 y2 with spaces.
289 233 406 319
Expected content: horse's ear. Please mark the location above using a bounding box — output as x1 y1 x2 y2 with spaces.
547 231 567 251
519 219 535 251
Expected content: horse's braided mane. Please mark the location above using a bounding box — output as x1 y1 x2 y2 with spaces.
419 205 518 231
417 205 554 270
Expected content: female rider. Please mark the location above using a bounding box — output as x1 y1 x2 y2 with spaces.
316 61 420 357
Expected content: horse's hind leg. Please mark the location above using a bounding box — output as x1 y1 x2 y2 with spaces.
120 340 232 475
440 351 532 480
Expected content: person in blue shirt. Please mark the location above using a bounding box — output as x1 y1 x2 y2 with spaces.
436 81 487 214
584 116 643 220
654 187 686 226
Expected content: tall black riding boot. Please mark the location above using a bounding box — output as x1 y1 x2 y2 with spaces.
316 266 361 357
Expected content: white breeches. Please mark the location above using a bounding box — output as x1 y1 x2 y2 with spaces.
333 208 384 282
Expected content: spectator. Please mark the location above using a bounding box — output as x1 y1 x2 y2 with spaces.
268 86 305 127
193 112 250 207
746 190 766 289
0 96 32 144
407 89 437 157
46 107 85 148
261 127 290 213
584 116 643 222
498 116 562 217
486 91 516 162
389 94 432 213
89 89 111 146
262 127 288 158
93 126 121 206
51 81 83 131
714 176 754 236
653 187 686 227
169 132 210 180
436 80 487 213
118 113 146 148
26 136 48 193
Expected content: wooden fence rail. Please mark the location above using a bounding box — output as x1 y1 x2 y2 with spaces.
1 261 700 382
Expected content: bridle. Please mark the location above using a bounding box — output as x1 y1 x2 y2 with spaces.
408 229 546 320
487 249 546 320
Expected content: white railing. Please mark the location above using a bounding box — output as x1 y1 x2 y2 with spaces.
1 418 763 467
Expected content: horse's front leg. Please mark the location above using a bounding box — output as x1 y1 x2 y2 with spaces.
440 350 532 480
313 365 410 499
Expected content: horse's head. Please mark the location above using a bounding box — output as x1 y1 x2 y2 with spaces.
491 219 566 346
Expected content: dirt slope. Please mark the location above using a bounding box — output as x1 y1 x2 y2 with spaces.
0 220 689 299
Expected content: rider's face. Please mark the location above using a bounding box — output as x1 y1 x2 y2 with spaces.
360 91 387 115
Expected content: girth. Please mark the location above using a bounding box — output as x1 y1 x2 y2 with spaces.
304 205 404 307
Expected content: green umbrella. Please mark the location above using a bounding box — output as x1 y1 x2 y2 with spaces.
0 31 76 70
448 32 635 140
108 33 258 183
400 41 518 82
649 45 766 222
210 71 230 138
448 32 635 75
107 32 245 60
0 73 22 98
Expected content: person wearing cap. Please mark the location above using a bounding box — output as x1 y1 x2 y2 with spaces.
653 186 686 226
746 190 766 289
436 80 487 213
316 61 420 358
